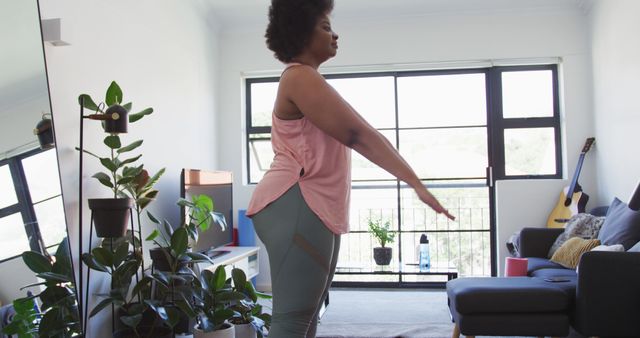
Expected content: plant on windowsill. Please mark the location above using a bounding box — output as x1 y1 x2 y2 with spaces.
77 81 154 238
1 237 81 338
368 217 396 266
228 268 272 338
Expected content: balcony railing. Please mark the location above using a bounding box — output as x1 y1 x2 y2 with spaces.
334 182 491 284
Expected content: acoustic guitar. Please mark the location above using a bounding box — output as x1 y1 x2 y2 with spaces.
546 137 595 228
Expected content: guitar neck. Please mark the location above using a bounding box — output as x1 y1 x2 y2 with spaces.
567 153 586 196
630 182 640 211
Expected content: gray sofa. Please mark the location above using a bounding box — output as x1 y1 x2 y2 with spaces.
518 227 640 337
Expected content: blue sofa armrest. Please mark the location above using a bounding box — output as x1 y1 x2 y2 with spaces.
518 227 564 258
573 251 640 337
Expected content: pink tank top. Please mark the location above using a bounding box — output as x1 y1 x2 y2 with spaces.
246 65 351 235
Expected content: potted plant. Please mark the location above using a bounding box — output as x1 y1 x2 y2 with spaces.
2 237 81 337
228 268 271 338
144 204 225 337
82 238 176 338
147 194 226 272
78 81 154 238
82 235 194 338
192 265 245 338
368 217 396 266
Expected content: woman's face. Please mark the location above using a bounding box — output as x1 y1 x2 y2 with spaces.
306 12 339 61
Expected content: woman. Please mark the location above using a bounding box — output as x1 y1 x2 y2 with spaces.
246 0 456 337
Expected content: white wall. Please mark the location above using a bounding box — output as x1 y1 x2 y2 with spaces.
589 0 640 206
216 8 596 288
39 1 220 336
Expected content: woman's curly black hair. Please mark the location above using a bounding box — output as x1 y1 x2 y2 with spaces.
265 0 334 63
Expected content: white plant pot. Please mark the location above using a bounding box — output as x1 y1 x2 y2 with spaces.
193 323 235 338
175 334 194 338
234 323 257 338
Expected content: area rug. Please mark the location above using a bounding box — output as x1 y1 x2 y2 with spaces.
317 322 452 338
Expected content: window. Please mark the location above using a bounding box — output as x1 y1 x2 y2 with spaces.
245 64 561 281
0 148 64 261
246 64 561 184
489 66 562 179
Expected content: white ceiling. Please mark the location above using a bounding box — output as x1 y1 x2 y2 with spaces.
205 0 592 29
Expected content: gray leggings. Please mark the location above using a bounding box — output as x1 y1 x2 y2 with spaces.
252 183 340 338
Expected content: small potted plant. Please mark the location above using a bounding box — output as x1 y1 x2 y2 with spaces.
228 268 272 338
368 217 396 266
78 81 154 238
191 265 246 338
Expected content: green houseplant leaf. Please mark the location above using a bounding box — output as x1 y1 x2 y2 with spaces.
106 81 123 105
129 107 153 123
118 140 143 154
104 135 121 149
22 251 52 274
78 94 99 111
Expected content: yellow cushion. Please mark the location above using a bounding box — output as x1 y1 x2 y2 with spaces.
550 237 601 269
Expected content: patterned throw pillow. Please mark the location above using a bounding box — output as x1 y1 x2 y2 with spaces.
550 237 601 269
547 213 606 258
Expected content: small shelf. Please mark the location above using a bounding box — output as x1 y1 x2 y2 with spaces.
197 246 260 280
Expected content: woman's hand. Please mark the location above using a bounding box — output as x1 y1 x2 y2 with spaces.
415 186 456 221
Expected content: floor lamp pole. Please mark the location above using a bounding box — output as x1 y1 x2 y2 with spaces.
78 99 85 335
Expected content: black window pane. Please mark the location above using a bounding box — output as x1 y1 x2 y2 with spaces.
502 70 554 118
504 127 556 176
0 164 18 208
399 128 488 179
22 149 61 203
250 82 278 127
0 213 30 260
327 77 396 129
398 73 487 128
248 134 273 183
33 196 66 248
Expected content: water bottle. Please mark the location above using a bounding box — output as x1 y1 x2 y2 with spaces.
419 234 430 271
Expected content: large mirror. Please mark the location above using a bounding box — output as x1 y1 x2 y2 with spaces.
0 0 70 304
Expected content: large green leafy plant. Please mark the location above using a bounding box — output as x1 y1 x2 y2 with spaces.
2 237 81 338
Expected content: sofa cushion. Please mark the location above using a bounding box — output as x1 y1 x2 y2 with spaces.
627 241 640 252
592 244 625 252
550 237 600 269
527 257 565 274
597 197 640 250
530 268 578 279
447 277 569 314
548 213 605 257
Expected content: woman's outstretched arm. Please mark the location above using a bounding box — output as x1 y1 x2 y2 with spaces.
282 65 455 220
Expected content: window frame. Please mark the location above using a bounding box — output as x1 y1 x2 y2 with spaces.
0 147 54 262
488 64 562 180
245 64 562 184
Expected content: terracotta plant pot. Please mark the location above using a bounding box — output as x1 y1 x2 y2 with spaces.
373 247 392 265
88 198 133 238
234 323 257 338
193 322 235 338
